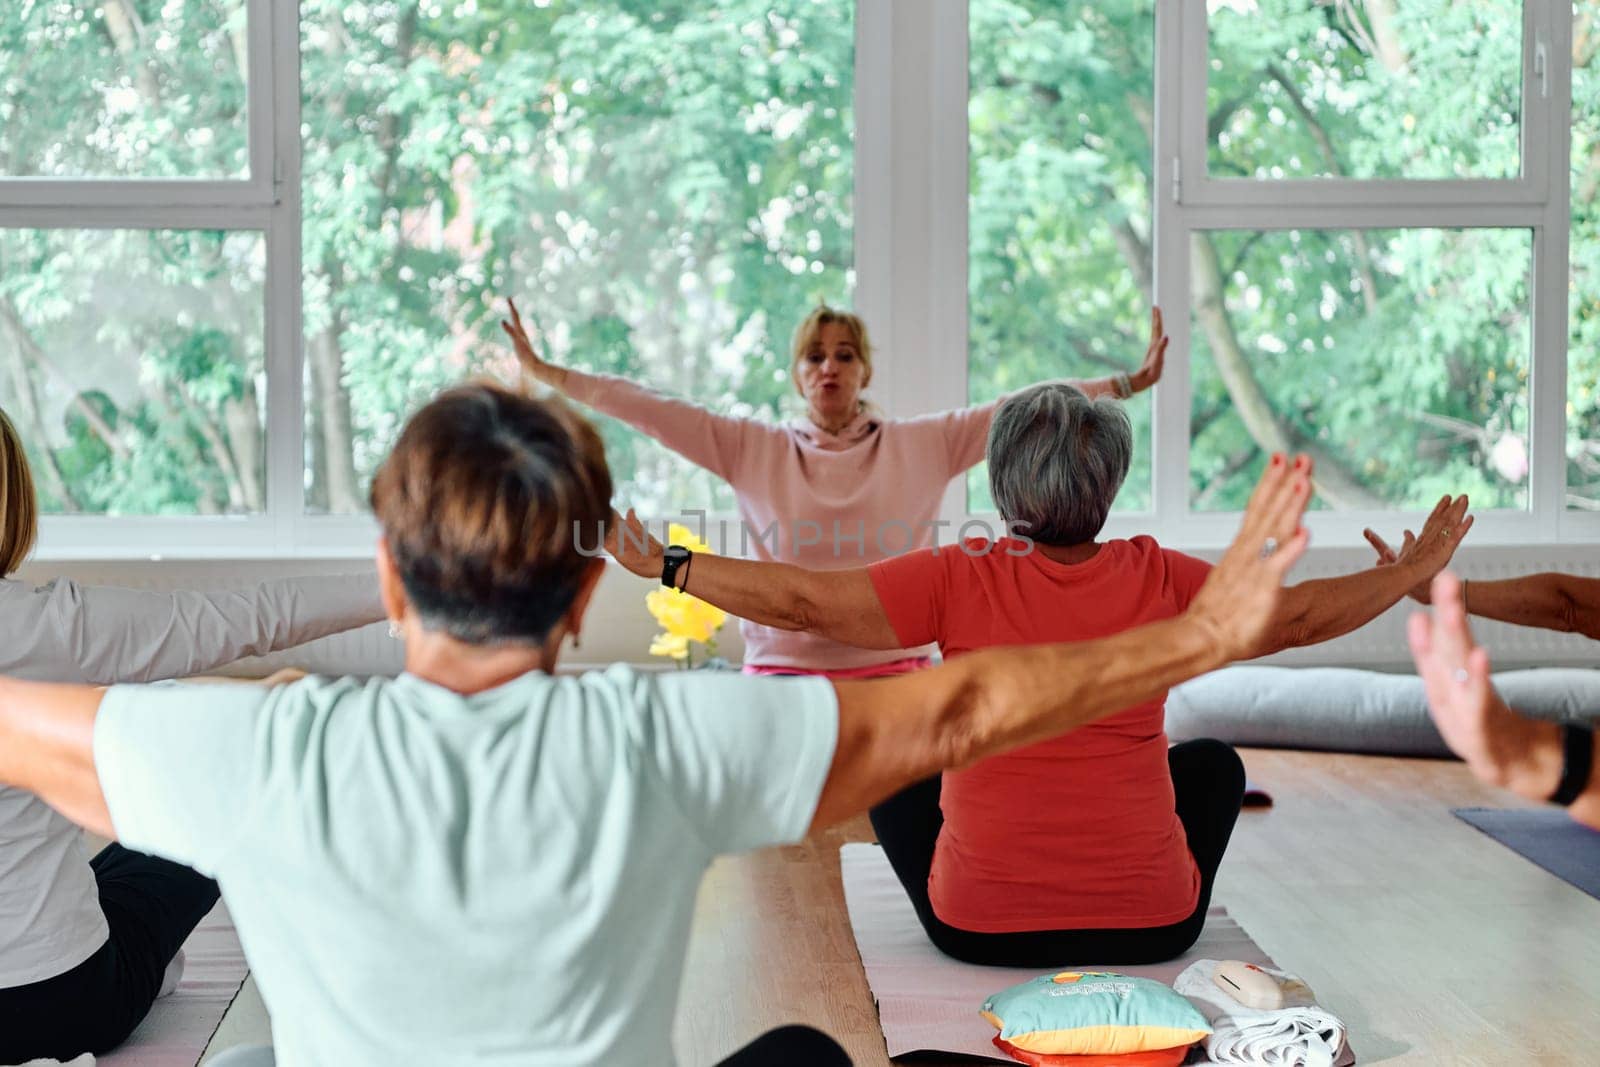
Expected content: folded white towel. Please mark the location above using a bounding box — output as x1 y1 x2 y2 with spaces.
1174 960 1345 1066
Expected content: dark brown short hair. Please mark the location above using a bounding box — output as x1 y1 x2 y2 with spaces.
369 382 612 645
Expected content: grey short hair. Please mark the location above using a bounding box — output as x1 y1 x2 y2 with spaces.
987 382 1132 545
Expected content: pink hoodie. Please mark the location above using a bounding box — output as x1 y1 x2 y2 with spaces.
563 369 996 671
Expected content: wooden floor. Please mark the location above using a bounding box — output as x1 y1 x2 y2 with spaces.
671 750 1600 1067
204 750 1600 1065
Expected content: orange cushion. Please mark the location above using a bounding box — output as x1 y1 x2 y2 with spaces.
992 1036 1193 1067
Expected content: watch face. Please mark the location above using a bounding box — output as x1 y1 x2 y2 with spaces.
665 545 691 562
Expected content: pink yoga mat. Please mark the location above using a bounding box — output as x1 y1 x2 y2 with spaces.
840 843 1353 1065
98 902 249 1067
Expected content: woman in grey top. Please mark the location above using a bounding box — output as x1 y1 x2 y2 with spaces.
0 406 386 1061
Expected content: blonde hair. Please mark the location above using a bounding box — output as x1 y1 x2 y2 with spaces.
790 305 875 395
0 407 39 576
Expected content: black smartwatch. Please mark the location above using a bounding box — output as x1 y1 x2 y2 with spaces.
1549 723 1596 807
661 545 692 590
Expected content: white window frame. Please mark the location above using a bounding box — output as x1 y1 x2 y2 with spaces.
1159 0 1572 548
8 0 1590 559
923 0 1580 550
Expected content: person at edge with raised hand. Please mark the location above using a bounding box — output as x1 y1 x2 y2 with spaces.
0 382 1309 1066
501 298 1166 679
1368 524 1600 642
608 383 1473 967
1409 571 1600 831
0 406 386 1063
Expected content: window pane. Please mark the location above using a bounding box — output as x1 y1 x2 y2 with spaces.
1190 228 1530 511
301 2 854 515
968 0 1155 513
1207 0 1522 182
0 229 265 514
1570 1 1600 509
0 2 249 179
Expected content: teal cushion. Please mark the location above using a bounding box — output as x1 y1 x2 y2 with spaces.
980 971 1211 1056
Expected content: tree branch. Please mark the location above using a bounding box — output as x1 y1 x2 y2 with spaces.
100 0 162 108
1265 63 1380 314
0 303 78 510
0 296 126 459
1190 232 1385 508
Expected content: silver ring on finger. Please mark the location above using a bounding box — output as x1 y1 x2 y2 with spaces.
1259 537 1279 560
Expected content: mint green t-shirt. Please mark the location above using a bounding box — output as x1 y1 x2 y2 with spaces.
93 666 838 1067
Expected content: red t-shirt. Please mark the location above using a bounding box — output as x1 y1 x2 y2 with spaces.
867 535 1213 932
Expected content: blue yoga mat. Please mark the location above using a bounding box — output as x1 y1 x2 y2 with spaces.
1454 807 1600 899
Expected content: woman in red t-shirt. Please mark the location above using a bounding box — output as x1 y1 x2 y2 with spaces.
609 382 1472 965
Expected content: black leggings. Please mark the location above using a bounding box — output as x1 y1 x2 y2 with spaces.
207 1025 852 1067
868 738 1246 968
716 1025 852 1065
0 843 220 1062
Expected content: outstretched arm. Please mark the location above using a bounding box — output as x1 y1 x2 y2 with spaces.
502 298 757 482
810 453 1313 829
56 574 383 685
1067 306 1168 401
606 509 903 649
0 679 110 836
1367 524 1600 640
943 306 1169 474
1252 493 1473 657
1409 572 1600 831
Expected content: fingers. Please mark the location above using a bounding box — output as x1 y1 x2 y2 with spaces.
1467 645 1492 687
1237 452 1312 571
1406 609 1433 662
1151 306 1163 341
1428 570 1478 667
1362 528 1397 562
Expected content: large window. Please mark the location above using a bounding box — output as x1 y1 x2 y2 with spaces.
1190 227 1532 512
299 1 854 515
967 1 1155 513
0 1 251 179
0 228 266 515
1189 0 1537 522
3 1 1594 556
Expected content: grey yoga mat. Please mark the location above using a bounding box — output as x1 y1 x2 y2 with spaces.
1454 807 1600 899
840 842 1354 1064
99 901 250 1067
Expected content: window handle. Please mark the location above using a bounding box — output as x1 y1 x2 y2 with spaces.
1535 37 1549 99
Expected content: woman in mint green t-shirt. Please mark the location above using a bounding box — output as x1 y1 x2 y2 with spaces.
0 382 1311 1067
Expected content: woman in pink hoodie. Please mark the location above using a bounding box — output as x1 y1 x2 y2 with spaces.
500 300 1166 678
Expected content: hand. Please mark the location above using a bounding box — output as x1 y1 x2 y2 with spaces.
1128 306 1168 394
1362 494 1474 604
604 507 665 579
500 298 566 390
1186 453 1314 660
1407 571 1561 796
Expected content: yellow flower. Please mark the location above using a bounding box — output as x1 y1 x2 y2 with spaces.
646 586 727 643
649 632 691 662
664 523 715 555
645 523 724 664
